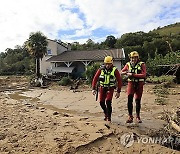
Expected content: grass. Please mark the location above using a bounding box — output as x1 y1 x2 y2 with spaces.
153 22 180 36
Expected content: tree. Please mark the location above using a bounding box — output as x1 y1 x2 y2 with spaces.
85 39 95 50
85 63 100 84
104 35 117 48
25 31 48 78
146 51 180 76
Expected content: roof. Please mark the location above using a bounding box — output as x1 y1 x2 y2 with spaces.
47 39 68 49
47 48 125 62
52 67 74 73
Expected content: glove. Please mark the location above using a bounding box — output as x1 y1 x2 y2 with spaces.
92 90 96 95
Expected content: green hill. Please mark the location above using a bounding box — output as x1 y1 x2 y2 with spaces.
152 22 180 36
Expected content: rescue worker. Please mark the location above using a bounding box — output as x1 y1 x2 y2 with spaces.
121 51 146 123
92 56 122 122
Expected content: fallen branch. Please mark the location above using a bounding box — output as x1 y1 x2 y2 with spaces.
163 108 180 132
170 120 180 132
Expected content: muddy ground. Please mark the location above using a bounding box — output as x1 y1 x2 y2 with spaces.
0 76 179 154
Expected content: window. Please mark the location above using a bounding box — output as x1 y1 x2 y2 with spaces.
47 49 52 55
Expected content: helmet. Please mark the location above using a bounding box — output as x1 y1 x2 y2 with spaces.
129 51 139 58
104 56 113 63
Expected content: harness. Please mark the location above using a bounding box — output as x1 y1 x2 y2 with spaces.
99 66 117 88
127 62 145 82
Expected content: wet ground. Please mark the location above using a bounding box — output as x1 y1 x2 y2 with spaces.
0 76 179 153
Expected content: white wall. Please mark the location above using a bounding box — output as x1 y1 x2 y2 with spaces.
40 56 52 74
57 43 68 55
113 61 122 71
40 39 68 74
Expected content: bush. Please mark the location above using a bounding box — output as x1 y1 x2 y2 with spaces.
58 77 72 86
146 75 176 84
85 63 101 84
146 51 180 76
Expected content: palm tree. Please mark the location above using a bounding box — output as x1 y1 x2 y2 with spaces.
25 31 48 78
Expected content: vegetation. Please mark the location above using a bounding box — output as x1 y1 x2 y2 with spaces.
146 75 176 84
0 23 179 80
146 51 180 83
0 46 34 75
25 32 48 78
85 63 101 84
58 77 72 86
146 51 180 76
71 22 180 63
153 22 180 36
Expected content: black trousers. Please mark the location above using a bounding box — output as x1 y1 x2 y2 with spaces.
127 94 141 117
100 100 112 118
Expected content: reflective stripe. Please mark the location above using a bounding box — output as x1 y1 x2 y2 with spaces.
127 62 145 82
99 67 116 87
128 78 145 82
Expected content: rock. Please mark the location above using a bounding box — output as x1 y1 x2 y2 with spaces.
63 113 70 117
37 107 45 110
31 126 37 130
0 133 6 140
13 143 19 148
53 111 59 115
79 117 89 121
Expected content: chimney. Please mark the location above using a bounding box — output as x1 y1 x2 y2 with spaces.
67 43 71 51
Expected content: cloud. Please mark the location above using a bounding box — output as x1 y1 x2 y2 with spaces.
0 0 179 52
0 0 84 52
74 0 179 33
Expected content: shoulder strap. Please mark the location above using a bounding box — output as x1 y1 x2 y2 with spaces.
100 64 105 70
136 61 144 68
139 62 144 65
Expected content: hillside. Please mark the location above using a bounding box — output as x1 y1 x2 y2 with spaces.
152 22 180 36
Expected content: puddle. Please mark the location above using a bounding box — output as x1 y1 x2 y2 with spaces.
9 92 31 100
5 89 100 118
7 90 40 102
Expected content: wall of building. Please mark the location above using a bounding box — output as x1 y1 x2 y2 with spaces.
40 56 52 74
57 43 68 55
40 39 68 74
113 61 122 71
55 61 85 78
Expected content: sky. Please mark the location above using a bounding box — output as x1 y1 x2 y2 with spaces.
0 0 179 52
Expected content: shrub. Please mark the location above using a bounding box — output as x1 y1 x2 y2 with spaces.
85 63 101 84
146 51 180 76
146 75 176 84
58 77 72 86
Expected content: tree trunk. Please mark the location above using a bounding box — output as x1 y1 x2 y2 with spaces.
36 58 40 78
